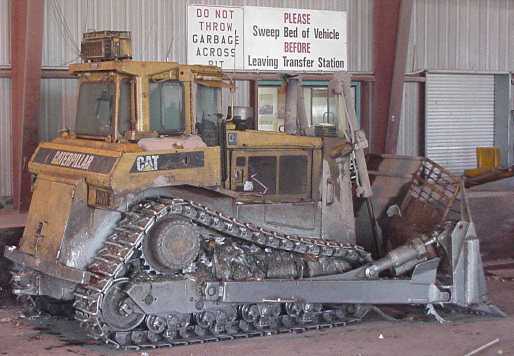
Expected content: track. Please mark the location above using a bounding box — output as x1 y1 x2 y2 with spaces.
73 197 371 350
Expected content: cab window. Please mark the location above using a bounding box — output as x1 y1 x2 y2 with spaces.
195 84 221 146
75 81 114 136
149 81 184 134
196 84 220 124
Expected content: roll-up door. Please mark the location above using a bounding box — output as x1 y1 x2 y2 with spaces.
425 73 495 174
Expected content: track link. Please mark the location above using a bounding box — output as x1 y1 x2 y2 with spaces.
73 197 371 349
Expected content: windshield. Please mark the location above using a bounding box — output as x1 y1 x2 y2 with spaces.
75 82 114 136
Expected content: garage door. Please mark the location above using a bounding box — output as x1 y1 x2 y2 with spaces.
425 73 495 174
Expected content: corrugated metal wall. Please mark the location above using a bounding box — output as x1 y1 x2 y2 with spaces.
407 0 514 72
40 79 79 140
43 0 186 65
425 73 495 173
398 0 514 158
42 0 373 70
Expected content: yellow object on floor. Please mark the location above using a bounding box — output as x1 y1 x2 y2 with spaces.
464 147 501 177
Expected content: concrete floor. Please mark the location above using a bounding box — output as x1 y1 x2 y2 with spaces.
0 275 512 356
468 178 514 262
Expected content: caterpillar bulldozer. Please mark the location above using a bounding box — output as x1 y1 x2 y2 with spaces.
4 31 501 349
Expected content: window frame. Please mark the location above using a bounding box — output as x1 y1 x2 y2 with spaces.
229 148 313 203
302 80 361 128
75 80 116 139
195 83 222 125
255 80 362 132
117 77 133 138
256 80 283 132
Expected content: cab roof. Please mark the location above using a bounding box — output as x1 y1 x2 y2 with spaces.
69 60 224 79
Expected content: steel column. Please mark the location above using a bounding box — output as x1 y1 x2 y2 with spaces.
372 0 413 154
249 80 258 129
11 0 44 211
360 81 371 140
385 0 413 154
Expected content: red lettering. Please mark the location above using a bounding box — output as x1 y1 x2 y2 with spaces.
284 42 311 53
283 12 311 24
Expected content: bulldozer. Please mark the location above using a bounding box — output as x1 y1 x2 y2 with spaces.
4 31 501 349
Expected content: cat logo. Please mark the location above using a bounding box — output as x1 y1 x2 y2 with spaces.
135 155 159 172
130 151 204 173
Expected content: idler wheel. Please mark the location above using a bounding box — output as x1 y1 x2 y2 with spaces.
100 279 145 331
240 304 260 323
146 314 167 334
285 302 303 317
143 216 201 274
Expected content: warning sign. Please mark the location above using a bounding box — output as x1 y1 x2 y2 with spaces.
244 7 347 71
187 5 347 72
187 5 244 70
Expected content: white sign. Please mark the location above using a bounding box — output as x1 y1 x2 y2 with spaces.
243 7 347 72
187 5 347 72
187 5 244 70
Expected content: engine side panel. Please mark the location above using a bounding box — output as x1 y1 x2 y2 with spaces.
236 202 321 236
110 146 221 197
19 175 87 261
58 208 121 270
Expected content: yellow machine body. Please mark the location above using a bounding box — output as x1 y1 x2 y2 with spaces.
9 54 352 299
5 32 497 348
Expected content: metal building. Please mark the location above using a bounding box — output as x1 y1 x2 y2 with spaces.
0 0 513 199
400 0 514 172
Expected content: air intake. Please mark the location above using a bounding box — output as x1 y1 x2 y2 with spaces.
81 31 132 62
